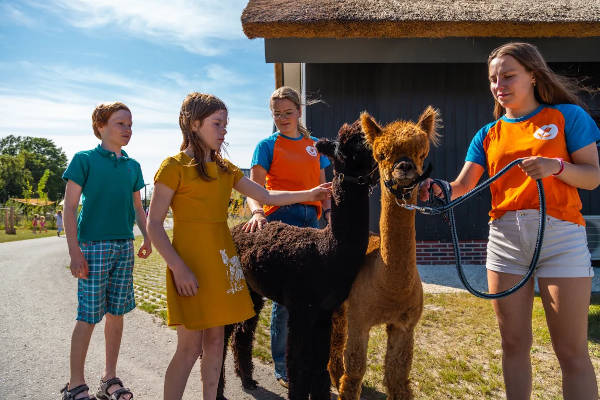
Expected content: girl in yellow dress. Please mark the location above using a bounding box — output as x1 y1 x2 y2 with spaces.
147 92 331 400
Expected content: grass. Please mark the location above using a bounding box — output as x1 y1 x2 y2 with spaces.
132 232 170 323
131 233 600 399
0 227 58 243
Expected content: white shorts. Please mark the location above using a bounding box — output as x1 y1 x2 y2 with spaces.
486 210 594 278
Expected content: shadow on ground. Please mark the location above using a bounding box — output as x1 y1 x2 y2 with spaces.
242 386 285 400
360 386 387 399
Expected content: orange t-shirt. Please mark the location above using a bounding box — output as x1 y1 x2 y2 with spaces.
465 104 600 226
251 132 330 218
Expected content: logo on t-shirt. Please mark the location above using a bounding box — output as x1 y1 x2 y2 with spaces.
305 145 318 157
533 124 559 140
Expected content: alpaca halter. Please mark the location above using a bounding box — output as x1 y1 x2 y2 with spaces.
384 163 432 203
333 166 379 195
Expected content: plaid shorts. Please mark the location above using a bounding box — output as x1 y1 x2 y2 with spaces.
77 239 135 324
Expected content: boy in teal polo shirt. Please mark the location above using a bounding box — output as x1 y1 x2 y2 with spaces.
60 102 151 400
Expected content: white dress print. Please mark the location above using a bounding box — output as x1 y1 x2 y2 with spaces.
219 249 245 294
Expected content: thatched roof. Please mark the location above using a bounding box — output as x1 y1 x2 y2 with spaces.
242 0 600 39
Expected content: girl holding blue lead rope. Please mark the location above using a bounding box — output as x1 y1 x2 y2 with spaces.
419 42 599 399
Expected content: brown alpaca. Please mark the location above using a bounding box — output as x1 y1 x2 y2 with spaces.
329 107 441 400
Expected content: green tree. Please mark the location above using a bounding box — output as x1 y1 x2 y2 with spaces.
0 135 67 201
22 177 33 199
0 153 33 203
37 169 51 201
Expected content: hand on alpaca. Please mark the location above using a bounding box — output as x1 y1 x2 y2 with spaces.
310 182 332 201
242 212 267 233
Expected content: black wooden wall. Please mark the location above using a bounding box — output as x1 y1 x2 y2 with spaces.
305 62 600 240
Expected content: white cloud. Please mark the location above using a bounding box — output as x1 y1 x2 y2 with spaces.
205 64 248 86
26 0 249 55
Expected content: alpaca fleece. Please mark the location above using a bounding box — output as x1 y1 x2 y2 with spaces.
329 107 441 400
217 120 376 400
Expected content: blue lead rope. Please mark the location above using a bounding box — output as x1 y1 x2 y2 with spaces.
403 159 546 299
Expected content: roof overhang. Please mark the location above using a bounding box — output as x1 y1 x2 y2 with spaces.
265 37 600 63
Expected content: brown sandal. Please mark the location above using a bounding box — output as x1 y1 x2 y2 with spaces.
95 377 133 400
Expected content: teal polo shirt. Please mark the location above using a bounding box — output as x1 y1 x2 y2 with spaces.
62 145 145 242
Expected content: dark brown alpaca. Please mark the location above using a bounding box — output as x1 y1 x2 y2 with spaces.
217 120 378 400
329 107 441 400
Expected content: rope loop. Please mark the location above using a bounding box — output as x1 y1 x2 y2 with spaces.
402 158 546 299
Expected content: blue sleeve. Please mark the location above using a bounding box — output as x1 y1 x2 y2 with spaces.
311 136 331 169
133 161 145 192
319 154 330 169
62 152 88 188
554 104 600 154
465 122 494 167
251 136 276 171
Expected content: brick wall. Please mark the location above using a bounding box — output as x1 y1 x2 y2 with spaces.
416 240 487 265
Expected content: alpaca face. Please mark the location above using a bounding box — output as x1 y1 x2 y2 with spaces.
361 107 441 198
316 120 376 180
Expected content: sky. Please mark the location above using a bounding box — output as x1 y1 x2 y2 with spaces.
0 0 275 191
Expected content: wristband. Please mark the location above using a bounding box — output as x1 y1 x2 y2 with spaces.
323 209 331 215
251 209 265 216
552 158 564 176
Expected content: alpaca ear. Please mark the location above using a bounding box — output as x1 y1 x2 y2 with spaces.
316 138 337 158
417 106 441 147
360 112 382 145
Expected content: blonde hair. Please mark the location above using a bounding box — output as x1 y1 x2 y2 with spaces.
270 86 311 138
92 102 131 139
488 42 587 119
179 92 229 181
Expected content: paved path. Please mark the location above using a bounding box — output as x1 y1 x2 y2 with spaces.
0 236 288 400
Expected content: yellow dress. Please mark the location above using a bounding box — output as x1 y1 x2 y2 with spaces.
154 152 255 329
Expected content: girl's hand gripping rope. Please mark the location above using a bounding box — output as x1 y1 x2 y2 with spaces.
518 156 564 180
418 178 452 205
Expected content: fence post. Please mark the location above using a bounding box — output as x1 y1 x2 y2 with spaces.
5 206 16 234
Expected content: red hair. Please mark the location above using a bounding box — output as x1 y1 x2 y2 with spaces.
92 102 130 139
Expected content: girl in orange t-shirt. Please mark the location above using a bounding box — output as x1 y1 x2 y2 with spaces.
241 86 332 386
421 42 599 399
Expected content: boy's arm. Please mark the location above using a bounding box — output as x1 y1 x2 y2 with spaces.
133 190 152 259
63 180 88 278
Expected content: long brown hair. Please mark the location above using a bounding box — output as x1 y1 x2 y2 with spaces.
179 92 229 180
488 42 586 119
270 86 311 138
